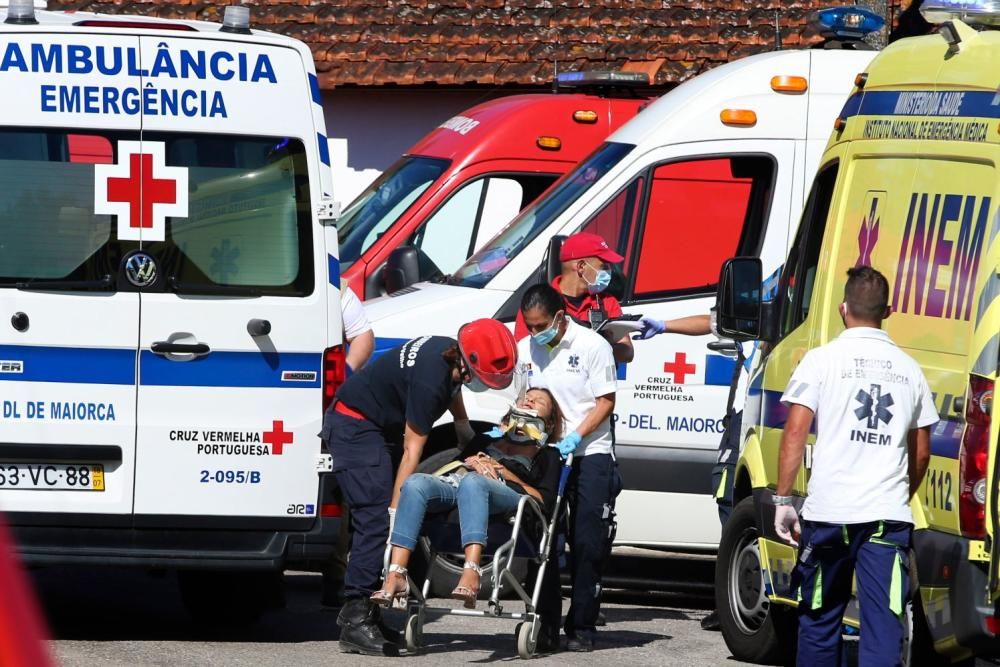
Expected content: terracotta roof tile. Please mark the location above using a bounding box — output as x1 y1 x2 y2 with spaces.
49 0 834 87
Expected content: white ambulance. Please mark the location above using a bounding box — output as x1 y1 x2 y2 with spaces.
364 8 884 552
0 1 345 620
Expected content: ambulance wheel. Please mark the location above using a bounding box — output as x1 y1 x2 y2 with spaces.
716 497 796 665
178 570 284 628
516 620 538 659
404 613 422 653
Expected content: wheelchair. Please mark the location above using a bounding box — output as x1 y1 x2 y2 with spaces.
385 455 573 659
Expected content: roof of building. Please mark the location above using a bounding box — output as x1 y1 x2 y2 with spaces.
48 1 831 89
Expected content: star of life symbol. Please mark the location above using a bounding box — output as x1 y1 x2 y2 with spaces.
567 354 580 369
854 383 894 429
94 140 188 243
856 192 882 267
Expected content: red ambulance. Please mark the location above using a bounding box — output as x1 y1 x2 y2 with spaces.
336 71 653 299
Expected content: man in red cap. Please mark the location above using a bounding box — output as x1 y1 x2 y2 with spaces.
514 231 634 363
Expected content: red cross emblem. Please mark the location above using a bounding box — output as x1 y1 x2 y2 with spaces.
263 420 294 456
663 352 696 384
94 140 188 243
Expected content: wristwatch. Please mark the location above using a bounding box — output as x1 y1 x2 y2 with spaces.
772 494 795 506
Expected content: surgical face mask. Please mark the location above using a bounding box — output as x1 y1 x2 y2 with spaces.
531 313 563 347
583 262 612 295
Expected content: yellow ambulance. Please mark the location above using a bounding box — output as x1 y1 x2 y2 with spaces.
712 5 1000 664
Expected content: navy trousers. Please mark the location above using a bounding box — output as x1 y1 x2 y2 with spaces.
794 519 911 667
323 410 394 600
564 453 622 636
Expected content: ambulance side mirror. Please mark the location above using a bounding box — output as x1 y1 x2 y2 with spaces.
384 246 421 294
716 257 762 341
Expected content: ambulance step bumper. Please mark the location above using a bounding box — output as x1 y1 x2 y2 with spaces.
8 514 341 570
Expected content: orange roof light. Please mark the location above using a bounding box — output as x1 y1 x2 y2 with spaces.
833 117 847 131
573 110 599 124
536 136 562 150
770 75 808 93
720 109 757 127
854 72 869 88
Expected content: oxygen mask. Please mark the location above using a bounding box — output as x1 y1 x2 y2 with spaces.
499 406 549 447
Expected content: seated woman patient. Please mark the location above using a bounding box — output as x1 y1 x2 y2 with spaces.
371 388 564 609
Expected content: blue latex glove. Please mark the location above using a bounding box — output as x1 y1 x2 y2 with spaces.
632 317 667 340
554 432 582 459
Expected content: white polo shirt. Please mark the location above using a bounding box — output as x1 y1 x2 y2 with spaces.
781 327 938 524
341 287 371 340
517 318 618 457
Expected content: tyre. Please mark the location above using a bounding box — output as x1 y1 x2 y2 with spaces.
177 570 284 628
413 448 528 599
516 620 538 659
405 612 422 653
716 497 797 665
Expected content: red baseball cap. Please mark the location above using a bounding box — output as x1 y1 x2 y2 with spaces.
560 232 624 263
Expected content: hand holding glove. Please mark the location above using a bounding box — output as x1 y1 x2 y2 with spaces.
774 505 801 547
455 418 475 445
554 431 582 459
632 317 667 340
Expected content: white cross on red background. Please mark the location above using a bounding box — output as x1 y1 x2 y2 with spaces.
94 140 189 243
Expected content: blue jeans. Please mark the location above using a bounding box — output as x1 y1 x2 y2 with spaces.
390 472 525 551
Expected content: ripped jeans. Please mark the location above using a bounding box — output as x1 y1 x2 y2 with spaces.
390 472 524 551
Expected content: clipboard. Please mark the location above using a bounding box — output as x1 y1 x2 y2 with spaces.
594 315 643 340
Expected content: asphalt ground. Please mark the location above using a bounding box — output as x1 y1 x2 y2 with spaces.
40 550 744 667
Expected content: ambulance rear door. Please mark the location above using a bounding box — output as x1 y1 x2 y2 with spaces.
0 34 143 519
131 36 328 526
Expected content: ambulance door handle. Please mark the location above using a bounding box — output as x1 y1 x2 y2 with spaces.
151 341 211 355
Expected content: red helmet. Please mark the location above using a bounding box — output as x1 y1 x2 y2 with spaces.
457 318 517 390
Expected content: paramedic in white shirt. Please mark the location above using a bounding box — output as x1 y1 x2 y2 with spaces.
342 287 375 373
774 266 936 667
518 283 621 653
322 286 375 608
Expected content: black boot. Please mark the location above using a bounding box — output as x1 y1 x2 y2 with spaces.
372 604 402 645
337 597 398 656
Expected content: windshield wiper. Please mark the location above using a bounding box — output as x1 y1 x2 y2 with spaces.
16 274 114 291
168 277 261 297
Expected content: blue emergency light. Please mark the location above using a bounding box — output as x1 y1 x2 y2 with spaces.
921 0 1000 26
811 6 885 40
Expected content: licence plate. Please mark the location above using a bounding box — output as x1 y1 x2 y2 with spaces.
0 463 105 491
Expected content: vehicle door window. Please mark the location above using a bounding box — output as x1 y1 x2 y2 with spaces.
412 173 557 278
779 162 839 336
629 155 776 301
578 176 645 300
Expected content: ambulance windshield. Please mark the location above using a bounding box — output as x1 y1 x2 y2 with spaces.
450 142 634 288
0 130 314 296
337 156 450 269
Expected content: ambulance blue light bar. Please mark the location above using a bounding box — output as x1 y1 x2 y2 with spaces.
555 71 650 89
921 1 1000 26
811 6 885 39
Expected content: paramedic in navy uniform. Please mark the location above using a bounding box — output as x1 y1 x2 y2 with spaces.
322 318 517 656
774 267 936 667
519 283 621 652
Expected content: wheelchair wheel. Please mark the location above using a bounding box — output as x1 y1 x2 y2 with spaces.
405 613 422 653
516 620 538 659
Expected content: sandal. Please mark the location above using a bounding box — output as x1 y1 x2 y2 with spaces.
370 563 410 609
450 561 482 609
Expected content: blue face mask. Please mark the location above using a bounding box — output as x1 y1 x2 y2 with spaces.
531 314 562 347
584 262 612 294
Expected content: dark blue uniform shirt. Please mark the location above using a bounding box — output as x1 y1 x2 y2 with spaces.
335 335 457 444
